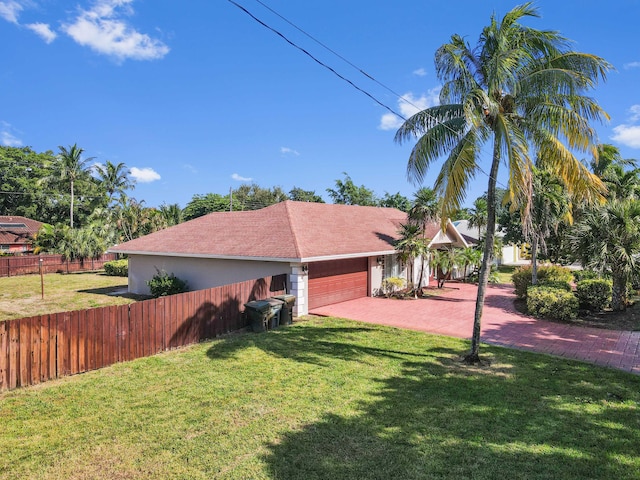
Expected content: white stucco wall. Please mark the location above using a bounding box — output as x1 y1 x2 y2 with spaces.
369 257 384 296
128 255 291 296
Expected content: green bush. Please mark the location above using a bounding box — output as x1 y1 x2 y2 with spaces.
539 280 572 292
576 279 612 312
104 259 128 277
527 286 578 321
513 265 573 299
573 269 599 283
147 269 189 298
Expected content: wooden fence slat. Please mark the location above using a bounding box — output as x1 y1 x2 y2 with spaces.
0 321 8 390
9 320 19 389
30 316 41 386
154 298 164 354
19 318 31 387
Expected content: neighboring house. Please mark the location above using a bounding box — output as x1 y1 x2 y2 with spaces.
452 219 529 265
109 201 468 316
0 216 43 254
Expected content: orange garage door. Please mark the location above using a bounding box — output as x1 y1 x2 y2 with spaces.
308 258 368 309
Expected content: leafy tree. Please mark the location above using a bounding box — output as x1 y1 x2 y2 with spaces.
430 248 459 288
326 173 378 206
288 187 325 203
183 193 230 221
408 187 440 230
95 160 133 204
458 246 482 281
0 146 55 220
571 200 640 311
231 184 288 210
379 192 411 211
395 3 609 362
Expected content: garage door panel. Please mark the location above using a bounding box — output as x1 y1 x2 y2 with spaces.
308 258 368 309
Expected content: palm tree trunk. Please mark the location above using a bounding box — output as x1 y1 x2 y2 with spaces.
466 142 500 363
70 179 74 229
531 237 539 285
611 272 628 312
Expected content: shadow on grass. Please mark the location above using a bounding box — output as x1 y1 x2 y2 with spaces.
77 285 150 301
208 320 640 479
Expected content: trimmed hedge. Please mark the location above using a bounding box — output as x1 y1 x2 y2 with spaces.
576 278 612 312
513 265 574 299
527 286 579 321
104 259 128 277
573 269 599 283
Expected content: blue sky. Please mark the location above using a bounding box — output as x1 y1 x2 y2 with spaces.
2 0 640 209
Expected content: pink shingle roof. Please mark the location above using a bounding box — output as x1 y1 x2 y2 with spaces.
0 216 43 246
110 201 408 261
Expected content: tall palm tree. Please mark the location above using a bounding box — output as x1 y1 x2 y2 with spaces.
467 197 488 239
56 144 95 228
395 3 610 362
524 168 570 285
395 223 426 298
409 187 440 287
95 160 133 203
159 203 183 227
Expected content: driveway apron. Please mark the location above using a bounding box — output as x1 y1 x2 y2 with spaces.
310 282 640 375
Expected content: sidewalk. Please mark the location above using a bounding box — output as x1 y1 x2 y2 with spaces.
310 282 640 375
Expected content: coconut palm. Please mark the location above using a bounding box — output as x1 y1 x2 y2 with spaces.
56 144 95 228
467 197 488 239
395 223 427 297
395 3 610 362
409 187 440 287
159 203 183 227
95 160 133 204
524 168 570 285
571 200 640 311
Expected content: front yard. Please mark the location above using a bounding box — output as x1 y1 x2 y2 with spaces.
0 272 146 321
2 317 639 479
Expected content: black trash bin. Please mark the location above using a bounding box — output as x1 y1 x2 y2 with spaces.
244 300 271 332
265 297 284 329
272 294 295 325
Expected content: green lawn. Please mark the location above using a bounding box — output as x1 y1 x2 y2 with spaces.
495 264 517 284
0 272 146 321
1 317 638 479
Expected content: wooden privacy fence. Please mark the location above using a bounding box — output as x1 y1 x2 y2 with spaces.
0 253 119 277
0 274 286 391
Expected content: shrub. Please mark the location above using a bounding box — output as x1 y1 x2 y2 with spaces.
381 276 405 297
576 279 612 312
527 286 578 321
104 259 128 277
573 269 599 283
513 265 573 299
539 280 572 292
147 269 189 298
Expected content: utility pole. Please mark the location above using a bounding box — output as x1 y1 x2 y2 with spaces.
229 187 233 212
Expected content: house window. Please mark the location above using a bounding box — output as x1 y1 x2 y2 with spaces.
383 254 403 279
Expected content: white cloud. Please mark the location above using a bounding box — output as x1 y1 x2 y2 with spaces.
26 22 57 43
231 173 252 182
280 147 299 156
182 163 197 174
0 1 22 24
379 88 441 131
0 121 22 146
623 61 640 69
629 104 640 122
611 125 640 149
130 166 160 182
62 0 169 61
413 67 427 77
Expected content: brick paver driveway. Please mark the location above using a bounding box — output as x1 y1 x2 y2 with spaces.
310 282 640 375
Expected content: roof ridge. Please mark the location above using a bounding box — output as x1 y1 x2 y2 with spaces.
282 201 303 258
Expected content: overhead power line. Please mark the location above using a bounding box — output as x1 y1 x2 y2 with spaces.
228 0 508 191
